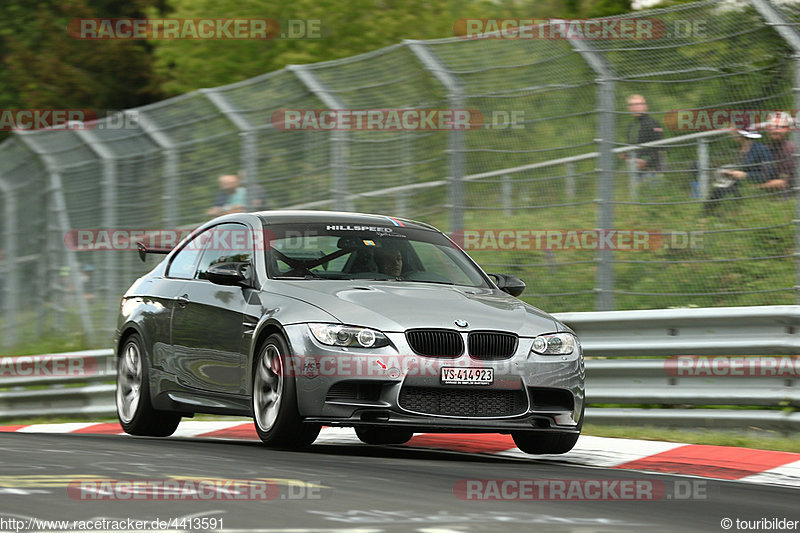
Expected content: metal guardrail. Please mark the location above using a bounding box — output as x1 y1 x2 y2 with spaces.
0 307 797 431
557 305 800 356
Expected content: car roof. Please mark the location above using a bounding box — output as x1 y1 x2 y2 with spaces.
252 210 439 232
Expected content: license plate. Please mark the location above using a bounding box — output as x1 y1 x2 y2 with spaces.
440 367 493 385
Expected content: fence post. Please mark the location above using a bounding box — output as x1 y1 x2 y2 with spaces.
73 122 118 336
289 65 352 212
16 133 95 340
627 150 639 201
406 40 466 235
568 35 617 311
395 131 411 217
565 162 575 200
0 176 17 348
697 137 710 201
501 175 512 216
748 0 800 304
202 89 261 209
137 113 179 228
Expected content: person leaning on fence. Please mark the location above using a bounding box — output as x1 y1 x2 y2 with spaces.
760 112 796 193
703 129 775 214
621 94 665 175
207 174 246 217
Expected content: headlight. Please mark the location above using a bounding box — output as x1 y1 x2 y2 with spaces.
531 332 577 355
308 323 390 348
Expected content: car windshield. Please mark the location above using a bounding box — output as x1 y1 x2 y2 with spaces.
265 222 489 288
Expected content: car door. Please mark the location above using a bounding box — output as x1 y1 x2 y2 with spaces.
170 222 254 395
152 229 208 384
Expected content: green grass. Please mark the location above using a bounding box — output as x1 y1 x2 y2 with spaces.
418 164 798 313
583 424 800 453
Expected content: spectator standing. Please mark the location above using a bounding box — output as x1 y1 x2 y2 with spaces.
207 174 246 216
623 94 665 175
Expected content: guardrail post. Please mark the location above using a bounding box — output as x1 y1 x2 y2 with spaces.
406 40 466 234
202 89 262 209
568 35 617 311
290 65 352 212
749 0 800 304
137 113 179 227
0 176 17 348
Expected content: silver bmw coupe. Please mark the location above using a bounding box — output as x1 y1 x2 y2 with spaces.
115 211 584 454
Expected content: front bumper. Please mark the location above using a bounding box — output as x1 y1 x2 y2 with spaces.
284 323 585 430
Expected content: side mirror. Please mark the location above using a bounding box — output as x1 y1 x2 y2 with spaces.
204 262 249 286
488 273 526 297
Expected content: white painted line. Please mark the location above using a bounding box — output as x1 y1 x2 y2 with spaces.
739 459 800 488
17 423 98 434
171 420 250 438
495 435 687 466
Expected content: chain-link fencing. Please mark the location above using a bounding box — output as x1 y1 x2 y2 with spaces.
2 0 800 348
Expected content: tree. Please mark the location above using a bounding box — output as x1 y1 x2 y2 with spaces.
0 0 163 115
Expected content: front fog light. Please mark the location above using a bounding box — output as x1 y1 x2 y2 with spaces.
531 333 576 355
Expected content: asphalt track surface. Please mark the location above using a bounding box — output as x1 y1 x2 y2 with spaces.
0 432 797 533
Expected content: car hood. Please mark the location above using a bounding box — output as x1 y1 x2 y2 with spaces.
268 280 559 335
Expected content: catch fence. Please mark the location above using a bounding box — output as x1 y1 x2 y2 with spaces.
1 0 800 346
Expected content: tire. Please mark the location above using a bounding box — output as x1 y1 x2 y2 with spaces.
511 405 584 455
252 334 321 448
116 333 181 437
355 427 414 445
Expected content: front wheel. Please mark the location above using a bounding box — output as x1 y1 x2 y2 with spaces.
252 334 320 448
116 333 181 437
512 405 583 455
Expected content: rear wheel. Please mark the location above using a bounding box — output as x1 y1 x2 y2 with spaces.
116 333 181 437
253 334 321 447
355 427 414 445
512 405 583 455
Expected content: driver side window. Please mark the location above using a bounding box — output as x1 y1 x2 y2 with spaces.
195 223 253 280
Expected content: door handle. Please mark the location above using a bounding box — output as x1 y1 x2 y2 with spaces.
176 294 190 308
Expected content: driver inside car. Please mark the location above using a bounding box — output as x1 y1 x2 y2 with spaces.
374 247 404 277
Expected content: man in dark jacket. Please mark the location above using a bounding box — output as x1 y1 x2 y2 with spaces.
623 94 665 173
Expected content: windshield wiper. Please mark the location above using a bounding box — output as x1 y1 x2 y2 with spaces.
273 269 322 279
359 277 455 285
